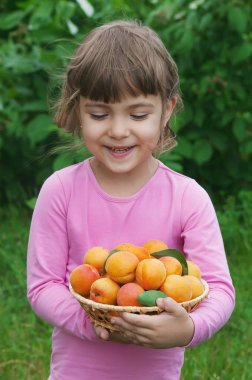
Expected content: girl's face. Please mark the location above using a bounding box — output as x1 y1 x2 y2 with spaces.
79 94 175 178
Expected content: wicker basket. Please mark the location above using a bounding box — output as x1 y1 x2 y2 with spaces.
69 279 209 332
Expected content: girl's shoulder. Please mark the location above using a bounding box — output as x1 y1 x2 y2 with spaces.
157 160 211 203
36 160 89 210
158 160 194 188
46 160 87 184
40 160 88 196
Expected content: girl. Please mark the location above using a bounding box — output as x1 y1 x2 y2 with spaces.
27 20 235 380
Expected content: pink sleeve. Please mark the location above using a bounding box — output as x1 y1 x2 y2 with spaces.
27 174 97 341
180 181 235 347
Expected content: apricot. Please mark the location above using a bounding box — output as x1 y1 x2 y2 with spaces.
90 277 120 305
115 242 136 251
183 275 204 299
117 283 145 306
143 239 168 254
136 258 166 290
70 264 100 297
116 243 150 261
160 274 192 303
83 246 110 274
187 260 201 279
105 251 139 284
159 256 182 276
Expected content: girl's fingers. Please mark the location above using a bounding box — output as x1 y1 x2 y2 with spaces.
111 314 155 337
115 312 156 328
156 297 187 316
94 325 110 340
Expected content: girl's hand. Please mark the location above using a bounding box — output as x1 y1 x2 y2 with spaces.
108 297 195 348
93 324 131 344
93 324 110 341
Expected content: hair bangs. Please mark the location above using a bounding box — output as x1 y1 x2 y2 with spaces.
79 66 160 104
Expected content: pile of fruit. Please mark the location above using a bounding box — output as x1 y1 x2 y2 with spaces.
70 240 205 307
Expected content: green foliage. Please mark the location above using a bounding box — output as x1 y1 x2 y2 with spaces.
0 0 251 204
150 0 252 202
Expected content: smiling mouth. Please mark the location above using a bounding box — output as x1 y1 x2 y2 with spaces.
107 146 135 153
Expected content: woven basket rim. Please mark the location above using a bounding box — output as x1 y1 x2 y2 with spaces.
69 279 209 313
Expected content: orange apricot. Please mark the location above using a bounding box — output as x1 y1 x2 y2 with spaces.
117 283 145 306
136 258 166 290
105 251 139 284
115 243 136 251
90 277 120 305
83 246 110 274
187 260 201 279
183 275 204 299
143 239 168 254
70 264 100 297
116 243 150 261
160 274 192 303
159 256 183 276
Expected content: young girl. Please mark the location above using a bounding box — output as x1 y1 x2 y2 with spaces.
27 20 235 380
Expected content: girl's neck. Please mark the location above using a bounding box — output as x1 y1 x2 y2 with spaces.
89 156 159 197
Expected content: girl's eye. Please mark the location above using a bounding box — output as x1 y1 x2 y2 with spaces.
90 113 108 120
131 114 148 120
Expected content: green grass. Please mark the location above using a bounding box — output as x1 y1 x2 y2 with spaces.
1 192 252 379
181 257 252 380
0 208 51 380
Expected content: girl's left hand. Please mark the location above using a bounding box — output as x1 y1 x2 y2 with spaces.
108 297 195 348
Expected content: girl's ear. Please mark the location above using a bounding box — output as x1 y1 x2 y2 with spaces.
164 96 177 125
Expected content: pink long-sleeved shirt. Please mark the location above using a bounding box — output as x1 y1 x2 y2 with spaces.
27 159 235 380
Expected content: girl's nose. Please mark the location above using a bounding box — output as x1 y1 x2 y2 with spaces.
108 117 130 139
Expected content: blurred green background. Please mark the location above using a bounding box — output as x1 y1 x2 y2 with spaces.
1 0 252 379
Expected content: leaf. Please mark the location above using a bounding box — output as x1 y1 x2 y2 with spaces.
193 140 213 165
138 290 167 307
176 105 193 130
26 114 56 147
198 13 212 30
178 28 195 53
0 11 25 30
55 1 76 23
210 132 228 152
242 141 252 154
22 101 48 112
101 249 119 276
150 249 188 275
232 118 246 142
175 137 193 158
28 1 54 30
194 109 205 128
231 43 252 64
228 6 248 33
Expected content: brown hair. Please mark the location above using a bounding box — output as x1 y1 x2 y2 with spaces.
54 20 182 152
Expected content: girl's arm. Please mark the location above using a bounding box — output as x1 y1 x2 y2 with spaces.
27 173 97 341
179 180 235 347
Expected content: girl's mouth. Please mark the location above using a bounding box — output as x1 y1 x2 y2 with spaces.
105 145 136 157
111 146 134 153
